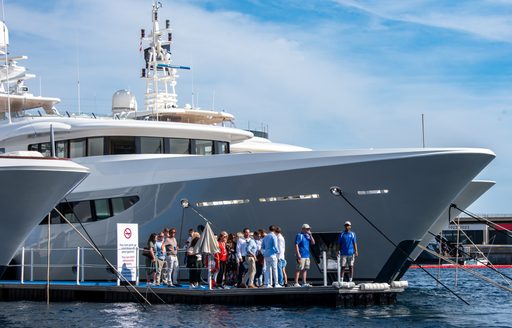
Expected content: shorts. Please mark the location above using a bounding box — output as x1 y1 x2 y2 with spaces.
296 258 310 270
341 255 355 267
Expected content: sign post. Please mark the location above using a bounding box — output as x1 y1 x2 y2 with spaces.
117 223 139 286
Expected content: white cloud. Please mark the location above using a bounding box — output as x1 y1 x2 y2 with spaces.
332 0 512 42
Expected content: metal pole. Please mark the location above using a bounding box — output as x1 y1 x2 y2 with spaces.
421 113 425 148
76 247 80 285
20 247 25 284
455 216 460 287
47 213 51 304
208 254 212 290
136 246 140 286
50 124 55 158
337 254 341 283
30 248 33 281
81 247 85 282
322 251 327 286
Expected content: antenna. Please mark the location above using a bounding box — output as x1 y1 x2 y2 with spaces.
76 41 81 115
1 0 11 124
421 113 425 148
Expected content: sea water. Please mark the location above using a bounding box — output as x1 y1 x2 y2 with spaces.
0 268 511 328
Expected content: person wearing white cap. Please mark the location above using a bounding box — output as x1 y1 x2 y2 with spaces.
293 223 315 287
337 221 358 282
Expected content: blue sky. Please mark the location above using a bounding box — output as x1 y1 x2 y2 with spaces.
5 0 512 213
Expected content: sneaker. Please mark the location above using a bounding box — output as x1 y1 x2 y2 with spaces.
292 283 301 287
167 283 174 287
302 283 312 287
264 285 273 288
274 284 283 288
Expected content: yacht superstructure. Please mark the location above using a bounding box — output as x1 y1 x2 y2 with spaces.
0 3 495 283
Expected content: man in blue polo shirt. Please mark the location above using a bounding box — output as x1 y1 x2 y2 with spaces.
338 221 358 282
294 223 315 287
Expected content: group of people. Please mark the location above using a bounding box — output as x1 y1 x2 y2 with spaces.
143 221 359 288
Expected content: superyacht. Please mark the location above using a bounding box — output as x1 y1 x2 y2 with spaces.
0 3 495 283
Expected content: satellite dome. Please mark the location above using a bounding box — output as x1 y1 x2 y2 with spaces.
112 89 138 115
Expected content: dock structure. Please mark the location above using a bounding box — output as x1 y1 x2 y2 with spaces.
0 281 404 307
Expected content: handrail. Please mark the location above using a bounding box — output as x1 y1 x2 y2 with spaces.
15 246 213 287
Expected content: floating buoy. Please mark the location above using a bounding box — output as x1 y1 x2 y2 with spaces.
359 283 390 291
391 280 409 288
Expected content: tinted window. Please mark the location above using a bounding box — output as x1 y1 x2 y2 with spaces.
70 139 86 158
39 142 52 157
215 141 229 154
195 139 213 155
40 196 140 225
94 199 111 220
140 137 163 154
169 138 190 154
56 140 68 158
88 137 104 156
109 136 136 155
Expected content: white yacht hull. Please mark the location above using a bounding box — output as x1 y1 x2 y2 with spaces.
0 157 89 277
16 148 494 282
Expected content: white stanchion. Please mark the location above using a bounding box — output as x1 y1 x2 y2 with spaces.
81 247 85 282
76 247 80 285
30 248 34 282
136 246 140 286
208 254 212 290
337 255 341 283
322 251 327 287
20 247 25 284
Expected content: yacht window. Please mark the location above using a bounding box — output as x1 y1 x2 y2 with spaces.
40 196 139 224
215 141 229 154
168 138 190 154
56 140 68 158
94 199 111 220
70 139 86 158
28 144 38 152
139 137 164 154
39 142 52 157
88 137 104 156
195 139 213 155
72 200 94 223
111 197 125 215
109 136 136 155
51 203 77 224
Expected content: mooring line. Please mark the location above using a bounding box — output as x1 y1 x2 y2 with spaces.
334 191 470 305
418 245 512 293
426 231 512 283
54 208 151 308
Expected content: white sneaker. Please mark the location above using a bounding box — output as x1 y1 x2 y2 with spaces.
274 284 283 288
293 283 301 287
302 283 312 287
264 285 273 288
